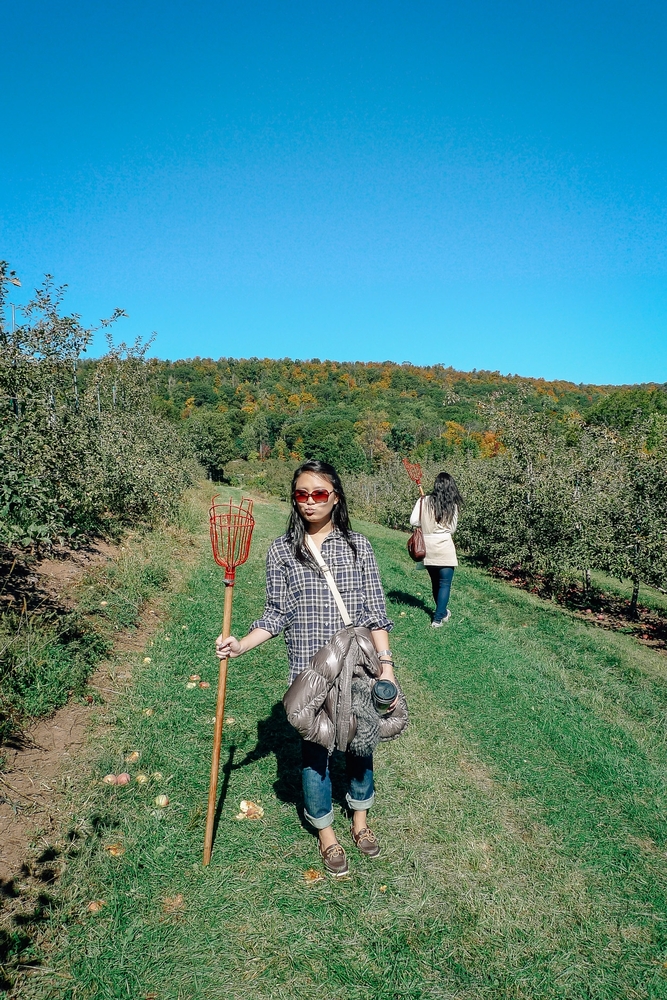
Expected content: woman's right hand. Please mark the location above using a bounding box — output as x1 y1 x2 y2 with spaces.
215 634 243 659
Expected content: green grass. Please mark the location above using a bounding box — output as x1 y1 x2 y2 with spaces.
13 495 667 999
0 610 108 723
0 489 205 740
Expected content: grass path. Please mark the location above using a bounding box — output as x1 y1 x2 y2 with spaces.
20 494 667 1000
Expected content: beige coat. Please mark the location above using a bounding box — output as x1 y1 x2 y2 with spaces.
410 496 458 567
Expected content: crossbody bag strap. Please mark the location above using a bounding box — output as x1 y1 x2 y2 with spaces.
305 534 352 627
413 495 424 529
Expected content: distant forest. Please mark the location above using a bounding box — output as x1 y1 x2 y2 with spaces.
78 355 667 477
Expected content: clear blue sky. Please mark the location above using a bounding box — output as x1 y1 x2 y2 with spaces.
2 0 666 384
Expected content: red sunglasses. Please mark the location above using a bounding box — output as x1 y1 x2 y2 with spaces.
293 488 336 504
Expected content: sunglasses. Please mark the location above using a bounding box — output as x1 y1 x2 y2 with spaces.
293 488 336 504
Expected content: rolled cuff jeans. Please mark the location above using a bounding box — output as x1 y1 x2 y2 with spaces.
301 739 375 830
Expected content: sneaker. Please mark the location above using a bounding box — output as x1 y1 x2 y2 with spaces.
350 825 381 858
431 610 451 627
318 840 350 877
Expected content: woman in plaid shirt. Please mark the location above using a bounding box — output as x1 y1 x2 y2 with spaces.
216 460 396 877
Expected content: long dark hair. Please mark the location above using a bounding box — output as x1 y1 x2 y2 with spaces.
287 460 357 563
428 471 463 526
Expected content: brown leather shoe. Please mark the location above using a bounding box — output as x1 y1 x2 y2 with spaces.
318 840 350 877
350 825 381 858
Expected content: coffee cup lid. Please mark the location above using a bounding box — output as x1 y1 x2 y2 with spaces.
373 679 397 702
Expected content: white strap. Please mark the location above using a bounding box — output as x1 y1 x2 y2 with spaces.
305 534 352 627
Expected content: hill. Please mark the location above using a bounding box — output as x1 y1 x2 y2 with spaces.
100 355 666 473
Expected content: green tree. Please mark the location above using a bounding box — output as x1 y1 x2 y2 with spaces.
587 387 667 430
596 417 667 615
354 410 391 467
184 410 235 480
0 264 195 548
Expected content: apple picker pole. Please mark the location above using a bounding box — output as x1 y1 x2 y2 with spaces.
402 457 425 496
203 496 255 866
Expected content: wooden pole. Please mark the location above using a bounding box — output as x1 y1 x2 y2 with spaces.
203 584 234 865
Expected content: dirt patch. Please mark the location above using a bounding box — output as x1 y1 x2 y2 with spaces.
0 703 89 881
0 520 203 882
0 540 117 617
0 582 194 995
0 488 210 991
36 541 117 609
0 591 168 884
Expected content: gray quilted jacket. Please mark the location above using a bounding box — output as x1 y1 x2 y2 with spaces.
282 625 409 754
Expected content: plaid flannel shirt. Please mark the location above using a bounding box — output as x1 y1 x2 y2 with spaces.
250 528 393 683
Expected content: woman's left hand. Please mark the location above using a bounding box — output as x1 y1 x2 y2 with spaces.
379 662 396 683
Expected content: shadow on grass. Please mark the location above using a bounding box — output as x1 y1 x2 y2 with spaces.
488 565 667 651
233 702 356 832
387 589 433 618
211 745 236 846
0 864 59 990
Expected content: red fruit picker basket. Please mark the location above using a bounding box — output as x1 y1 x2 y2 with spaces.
209 496 255 585
204 496 255 866
402 457 425 496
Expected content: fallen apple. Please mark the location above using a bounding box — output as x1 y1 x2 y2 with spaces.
236 799 264 820
302 868 325 883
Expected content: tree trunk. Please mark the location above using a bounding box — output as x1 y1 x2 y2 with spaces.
583 568 591 593
630 576 640 619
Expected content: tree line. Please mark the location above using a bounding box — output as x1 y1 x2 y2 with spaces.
144 355 614 477
139 354 665 483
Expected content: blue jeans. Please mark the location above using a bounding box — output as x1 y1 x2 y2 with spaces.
301 740 375 830
427 566 455 622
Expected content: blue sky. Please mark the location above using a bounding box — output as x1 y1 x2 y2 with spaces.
1 0 666 384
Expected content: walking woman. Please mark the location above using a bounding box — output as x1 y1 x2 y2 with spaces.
410 471 463 627
215 460 397 877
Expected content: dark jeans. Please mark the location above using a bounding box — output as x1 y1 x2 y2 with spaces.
427 565 455 622
301 740 374 830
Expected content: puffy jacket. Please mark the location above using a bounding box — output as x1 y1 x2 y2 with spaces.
283 625 409 753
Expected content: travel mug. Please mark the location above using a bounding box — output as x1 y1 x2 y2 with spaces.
372 679 397 715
